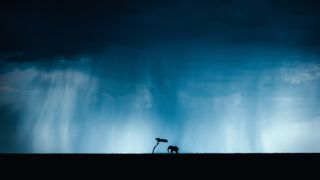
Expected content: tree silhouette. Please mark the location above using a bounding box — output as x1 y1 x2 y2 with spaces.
152 137 168 154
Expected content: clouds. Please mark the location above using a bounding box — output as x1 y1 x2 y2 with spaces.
176 59 320 153
0 86 38 94
261 118 320 152
1 54 320 152
0 68 39 106
1 0 320 63
102 84 153 110
1 0 320 153
0 67 98 152
0 65 159 152
281 63 320 85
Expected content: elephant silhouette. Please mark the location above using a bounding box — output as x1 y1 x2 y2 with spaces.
167 145 179 154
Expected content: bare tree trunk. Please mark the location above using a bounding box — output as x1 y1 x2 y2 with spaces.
152 142 159 154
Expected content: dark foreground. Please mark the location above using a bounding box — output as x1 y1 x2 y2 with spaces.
1 153 318 176
1 153 319 164
2 153 319 160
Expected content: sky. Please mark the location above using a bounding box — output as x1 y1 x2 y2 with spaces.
0 0 320 153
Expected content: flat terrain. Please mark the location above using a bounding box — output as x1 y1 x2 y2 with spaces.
1 153 318 176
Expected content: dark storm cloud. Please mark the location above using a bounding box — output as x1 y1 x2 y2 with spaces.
1 0 320 62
